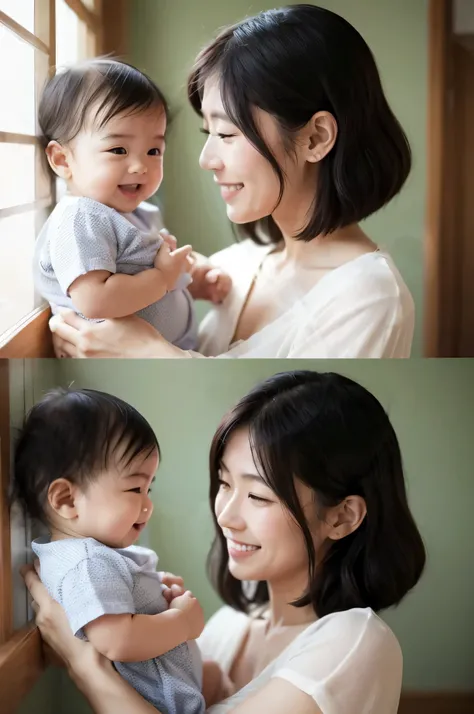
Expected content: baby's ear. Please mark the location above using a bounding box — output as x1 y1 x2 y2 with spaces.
47 478 78 520
45 140 72 180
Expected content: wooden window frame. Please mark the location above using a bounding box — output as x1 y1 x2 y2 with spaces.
0 4 128 709
0 361 46 714
0 0 127 359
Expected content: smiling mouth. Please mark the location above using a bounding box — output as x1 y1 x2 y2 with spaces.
133 522 146 532
119 184 142 194
227 538 260 552
219 183 243 192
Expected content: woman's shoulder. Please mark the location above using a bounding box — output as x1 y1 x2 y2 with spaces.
292 607 402 664
200 605 250 638
338 250 409 296
209 239 270 269
197 606 250 664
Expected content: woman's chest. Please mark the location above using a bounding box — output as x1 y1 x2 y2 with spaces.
229 621 305 691
231 264 326 344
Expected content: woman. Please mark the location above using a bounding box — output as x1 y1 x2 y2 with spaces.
50 4 414 359
24 370 426 713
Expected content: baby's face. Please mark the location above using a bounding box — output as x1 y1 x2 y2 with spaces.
72 447 159 548
64 106 167 213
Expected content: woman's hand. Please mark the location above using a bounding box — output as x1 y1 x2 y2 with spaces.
49 310 188 359
21 563 103 675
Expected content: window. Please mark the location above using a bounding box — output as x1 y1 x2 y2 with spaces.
0 0 105 357
0 360 45 713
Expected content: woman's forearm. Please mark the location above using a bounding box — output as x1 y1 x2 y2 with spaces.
70 654 160 714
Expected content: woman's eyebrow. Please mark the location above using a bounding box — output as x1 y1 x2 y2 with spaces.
202 110 231 122
219 460 263 483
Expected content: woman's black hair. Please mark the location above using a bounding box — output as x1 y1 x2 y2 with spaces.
38 57 169 178
208 370 425 617
11 388 160 525
188 4 411 244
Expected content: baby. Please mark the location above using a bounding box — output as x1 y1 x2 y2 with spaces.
34 58 231 350
12 387 206 714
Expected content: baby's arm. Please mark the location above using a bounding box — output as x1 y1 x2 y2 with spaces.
69 242 192 320
84 590 204 663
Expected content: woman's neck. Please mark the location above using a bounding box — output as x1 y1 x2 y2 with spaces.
265 581 317 631
271 221 378 269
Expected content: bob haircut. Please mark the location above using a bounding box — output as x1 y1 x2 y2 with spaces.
208 370 426 617
188 4 412 245
11 388 160 525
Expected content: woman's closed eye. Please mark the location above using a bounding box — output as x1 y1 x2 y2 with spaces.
218 477 272 504
248 493 272 504
200 128 236 140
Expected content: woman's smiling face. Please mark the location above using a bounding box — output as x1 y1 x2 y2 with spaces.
198 77 316 231
214 427 324 594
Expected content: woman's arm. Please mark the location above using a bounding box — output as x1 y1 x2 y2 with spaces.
227 678 321 714
71 656 160 714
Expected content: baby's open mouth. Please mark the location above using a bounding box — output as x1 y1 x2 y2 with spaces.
133 522 146 532
119 184 141 195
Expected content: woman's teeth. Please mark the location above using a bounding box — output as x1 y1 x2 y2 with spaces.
228 539 259 551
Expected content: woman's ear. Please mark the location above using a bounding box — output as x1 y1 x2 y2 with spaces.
326 495 367 541
302 110 338 164
45 140 72 180
47 478 79 520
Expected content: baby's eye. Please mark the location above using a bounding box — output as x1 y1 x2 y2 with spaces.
127 487 142 494
148 148 162 156
108 147 127 155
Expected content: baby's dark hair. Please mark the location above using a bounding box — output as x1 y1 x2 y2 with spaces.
11 388 160 525
38 57 169 177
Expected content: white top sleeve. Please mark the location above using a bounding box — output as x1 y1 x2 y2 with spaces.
200 607 403 714
273 609 403 714
288 289 408 359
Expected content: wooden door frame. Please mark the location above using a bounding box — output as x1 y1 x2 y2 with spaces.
425 0 457 357
424 0 474 356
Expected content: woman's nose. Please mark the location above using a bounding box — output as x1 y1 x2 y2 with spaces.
199 140 224 171
216 494 245 531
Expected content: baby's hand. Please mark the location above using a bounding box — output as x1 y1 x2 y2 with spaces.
169 590 205 640
189 264 232 304
154 230 193 292
160 571 185 604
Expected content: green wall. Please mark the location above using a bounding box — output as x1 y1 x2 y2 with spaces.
128 0 427 356
54 358 474 692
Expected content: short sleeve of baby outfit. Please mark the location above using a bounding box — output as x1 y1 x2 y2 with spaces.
50 199 118 295
58 550 136 638
273 609 403 714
